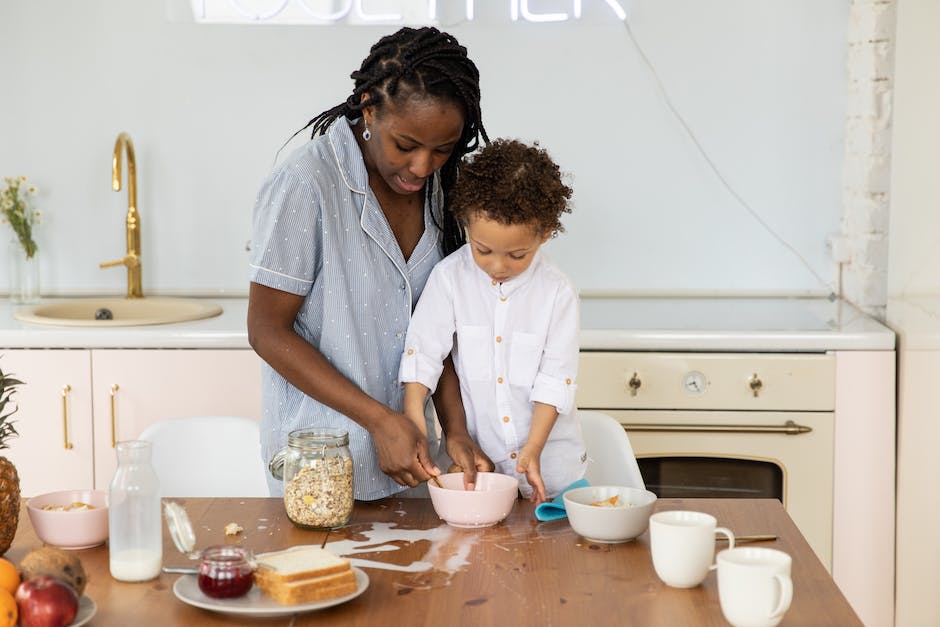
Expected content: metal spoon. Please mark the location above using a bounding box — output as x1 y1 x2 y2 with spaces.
162 566 199 575
717 534 777 543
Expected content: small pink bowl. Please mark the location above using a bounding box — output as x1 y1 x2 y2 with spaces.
26 489 109 549
427 472 519 528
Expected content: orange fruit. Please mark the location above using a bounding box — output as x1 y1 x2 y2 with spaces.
0 588 15 627
0 559 18 596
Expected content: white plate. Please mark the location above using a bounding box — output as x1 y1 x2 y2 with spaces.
70 596 97 627
172 567 369 618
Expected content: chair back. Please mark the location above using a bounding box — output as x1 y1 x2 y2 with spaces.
137 416 269 497
578 410 646 489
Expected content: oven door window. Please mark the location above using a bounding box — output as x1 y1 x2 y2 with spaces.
638 456 783 501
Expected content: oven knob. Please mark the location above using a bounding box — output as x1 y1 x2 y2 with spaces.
627 372 642 396
748 373 763 397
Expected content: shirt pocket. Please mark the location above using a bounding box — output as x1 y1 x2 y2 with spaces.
456 325 492 382
509 331 543 386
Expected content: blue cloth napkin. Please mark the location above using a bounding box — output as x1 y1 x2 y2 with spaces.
534 478 590 522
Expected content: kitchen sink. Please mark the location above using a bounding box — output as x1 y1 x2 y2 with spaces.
14 297 223 327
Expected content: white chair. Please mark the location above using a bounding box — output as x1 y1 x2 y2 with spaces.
578 410 646 489
138 416 269 497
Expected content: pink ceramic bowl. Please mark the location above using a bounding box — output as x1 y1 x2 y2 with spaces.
26 489 109 549
427 472 519 528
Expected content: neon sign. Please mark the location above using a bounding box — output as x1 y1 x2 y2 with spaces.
189 0 630 25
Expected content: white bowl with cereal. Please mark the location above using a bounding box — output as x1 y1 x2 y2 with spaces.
562 485 657 543
26 489 109 549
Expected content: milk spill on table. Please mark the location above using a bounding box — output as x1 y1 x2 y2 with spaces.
242 502 575 591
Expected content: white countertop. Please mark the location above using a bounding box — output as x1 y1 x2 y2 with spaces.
887 296 940 351
0 296 895 351
580 296 895 351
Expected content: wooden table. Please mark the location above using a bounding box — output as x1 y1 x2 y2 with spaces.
8 497 861 626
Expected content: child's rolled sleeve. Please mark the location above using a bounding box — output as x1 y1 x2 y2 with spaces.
528 283 580 414
399 345 446 394
531 372 578 415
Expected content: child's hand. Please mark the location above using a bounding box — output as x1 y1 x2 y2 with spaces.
516 448 547 505
445 432 494 491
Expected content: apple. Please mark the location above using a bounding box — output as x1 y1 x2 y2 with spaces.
15 575 79 627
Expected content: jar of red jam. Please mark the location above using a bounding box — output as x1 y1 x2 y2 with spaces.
197 546 254 599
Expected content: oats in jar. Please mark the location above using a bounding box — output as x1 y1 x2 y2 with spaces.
284 456 354 529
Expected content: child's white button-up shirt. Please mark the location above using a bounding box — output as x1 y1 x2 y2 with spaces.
400 244 586 498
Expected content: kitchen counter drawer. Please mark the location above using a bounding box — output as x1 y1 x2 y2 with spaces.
576 351 835 411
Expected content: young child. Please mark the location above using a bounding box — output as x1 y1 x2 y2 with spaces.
399 139 585 504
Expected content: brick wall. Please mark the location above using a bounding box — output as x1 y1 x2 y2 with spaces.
840 0 896 319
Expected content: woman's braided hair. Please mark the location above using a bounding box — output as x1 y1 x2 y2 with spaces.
302 27 488 255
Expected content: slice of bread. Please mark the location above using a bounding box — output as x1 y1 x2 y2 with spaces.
253 546 356 605
255 568 358 605
254 546 351 583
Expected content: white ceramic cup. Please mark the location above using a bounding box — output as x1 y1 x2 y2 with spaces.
716 547 793 627
649 510 734 588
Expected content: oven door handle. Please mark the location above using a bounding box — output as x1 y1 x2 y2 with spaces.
621 420 812 435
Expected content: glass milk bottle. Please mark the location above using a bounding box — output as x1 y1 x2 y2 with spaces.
109 440 162 581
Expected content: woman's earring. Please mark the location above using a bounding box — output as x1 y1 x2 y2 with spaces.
362 127 371 142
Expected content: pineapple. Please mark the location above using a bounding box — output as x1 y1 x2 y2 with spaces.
0 364 22 555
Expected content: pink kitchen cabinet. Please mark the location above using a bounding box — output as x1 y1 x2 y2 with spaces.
1 349 95 496
0 348 262 496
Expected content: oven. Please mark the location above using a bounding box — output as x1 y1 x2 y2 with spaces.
577 351 835 570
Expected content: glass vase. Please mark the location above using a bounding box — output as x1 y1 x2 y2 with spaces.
8 237 40 304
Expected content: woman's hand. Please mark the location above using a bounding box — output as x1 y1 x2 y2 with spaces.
249 283 437 488
370 410 440 488
445 432 494 491
517 446 547 505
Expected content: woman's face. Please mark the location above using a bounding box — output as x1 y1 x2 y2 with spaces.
465 213 551 284
361 95 465 196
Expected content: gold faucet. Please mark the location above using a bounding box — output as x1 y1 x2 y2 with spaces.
100 132 143 298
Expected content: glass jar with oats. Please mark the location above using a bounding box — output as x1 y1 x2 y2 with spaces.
272 428 353 529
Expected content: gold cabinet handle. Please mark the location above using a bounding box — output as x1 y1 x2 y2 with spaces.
110 383 120 447
628 372 642 397
62 385 73 450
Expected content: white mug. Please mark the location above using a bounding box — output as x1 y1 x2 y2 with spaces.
716 547 793 627
649 510 734 588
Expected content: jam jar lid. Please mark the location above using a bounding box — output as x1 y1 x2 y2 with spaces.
164 501 197 557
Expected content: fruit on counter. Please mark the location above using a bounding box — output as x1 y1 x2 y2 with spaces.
0 366 23 557
19 547 86 596
0 558 20 595
0 588 16 627
15 576 78 627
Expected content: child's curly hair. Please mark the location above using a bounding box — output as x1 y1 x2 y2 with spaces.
450 138 572 235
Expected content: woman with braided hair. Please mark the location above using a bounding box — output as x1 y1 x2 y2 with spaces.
248 27 494 499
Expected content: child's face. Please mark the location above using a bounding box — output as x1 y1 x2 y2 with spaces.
465 214 550 284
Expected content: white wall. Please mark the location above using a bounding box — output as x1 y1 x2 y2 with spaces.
887 1 940 625
887 0 940 298
0 1 848 297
